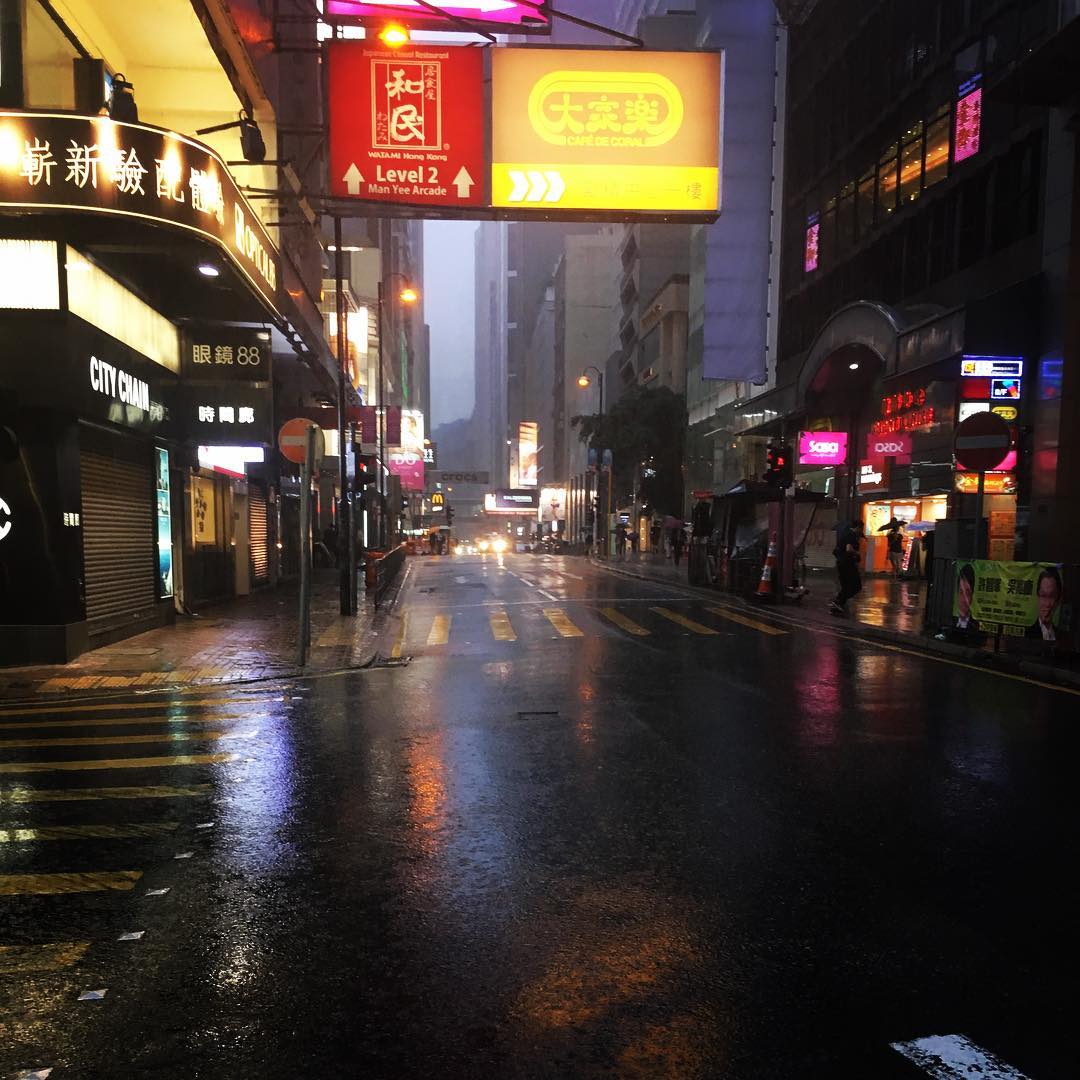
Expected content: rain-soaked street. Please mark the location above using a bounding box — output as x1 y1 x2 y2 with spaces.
1 553 1077 1078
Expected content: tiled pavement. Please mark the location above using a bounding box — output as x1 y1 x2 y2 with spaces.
0 570 388 700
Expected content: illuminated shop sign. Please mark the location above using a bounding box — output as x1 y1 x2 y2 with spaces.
155 447 173 599
991 378 1021 401
89 355 149 412
958 402 990 422
954 76 982 164
961 355 1023 378
858 461 890 494
955 472 1015 495
484 489 541 514
872 386 935 436
183 385 272 445
182 326 271 381
324 1 551 31
0 113 279 309
798 431 848 466
865 433 912 463
804 214 819 273
992 405 1018 422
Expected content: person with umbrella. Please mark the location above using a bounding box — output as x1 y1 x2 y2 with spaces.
880 517 905 578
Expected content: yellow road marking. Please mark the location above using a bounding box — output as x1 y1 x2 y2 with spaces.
543 608 585 638
1 785 211 802
705 606 788 636
315 620 355 648
600 607 650 636
0 698 273 719
0 870 142 896
390 612 409 659
0 753 234 774
427 615 452 646
0 823 178 843
489 610 517 641
0 714 243 731
0 942 90 974
0 730 249 750
650 607 720 635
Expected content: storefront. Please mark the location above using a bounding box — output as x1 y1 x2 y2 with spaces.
0 113 288 662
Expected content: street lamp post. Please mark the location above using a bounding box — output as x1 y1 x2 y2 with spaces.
333 215 353 616
577 366 605 555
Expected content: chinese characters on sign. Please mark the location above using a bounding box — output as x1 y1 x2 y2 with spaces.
954 81 982 164
328 43 485 207
184 386 271 446
872 386 936 436
182 327 270 381
0 114 278 308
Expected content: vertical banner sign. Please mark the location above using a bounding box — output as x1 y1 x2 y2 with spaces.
518 421 538 487
327 42 486 207
491 48 723 214
155 447 173 598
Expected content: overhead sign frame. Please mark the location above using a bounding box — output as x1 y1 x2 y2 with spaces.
323 1 552 33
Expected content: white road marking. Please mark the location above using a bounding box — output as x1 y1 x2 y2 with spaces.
537 589 559 601
891 1034 1032 1078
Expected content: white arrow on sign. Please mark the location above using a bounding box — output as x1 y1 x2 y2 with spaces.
507 170 565 204
452 166 475 199
0 496 11 542
343 163 365 196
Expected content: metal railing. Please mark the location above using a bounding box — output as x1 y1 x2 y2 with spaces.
370 544 407 609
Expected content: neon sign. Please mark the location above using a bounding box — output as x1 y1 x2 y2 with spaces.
798 431 848 466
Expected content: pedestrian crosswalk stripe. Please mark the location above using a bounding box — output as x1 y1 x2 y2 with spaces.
0 870 143 896
0 698 273 719
650 607 720 635
0 753 234 774
390 612 409 659
1 785 212 802
891 1034 1031 1078
543 608 584 637
0 714 243 732
705 606 788 636
427 614 452 646
0 823 178 843
600 607 650 636
489 610 517 641
0 730 252 750
0 942 91 974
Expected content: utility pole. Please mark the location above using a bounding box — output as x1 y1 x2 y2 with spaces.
333 215 352 615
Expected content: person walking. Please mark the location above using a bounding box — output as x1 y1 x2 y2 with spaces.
886 520 904 578
671 525 685 568
829 518 863 616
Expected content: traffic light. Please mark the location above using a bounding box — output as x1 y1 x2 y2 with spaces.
765 442 794 488
446 506 455 525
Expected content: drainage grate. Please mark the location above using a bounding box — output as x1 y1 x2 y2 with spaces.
370 656 413 668
517 710 560 721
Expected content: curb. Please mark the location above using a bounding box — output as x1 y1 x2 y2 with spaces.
588 557 1080 692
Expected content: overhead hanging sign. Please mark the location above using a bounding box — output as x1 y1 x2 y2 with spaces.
324 1 551 32
327 43 486 208
0 112 279 309
491 48 723 215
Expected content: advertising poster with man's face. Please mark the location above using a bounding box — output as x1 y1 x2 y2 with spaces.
952 560 1071 647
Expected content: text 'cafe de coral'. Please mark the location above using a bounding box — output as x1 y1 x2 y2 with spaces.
789 326 1025 574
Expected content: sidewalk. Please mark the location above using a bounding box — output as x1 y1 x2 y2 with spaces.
0 569 392 700
593 555 1080 691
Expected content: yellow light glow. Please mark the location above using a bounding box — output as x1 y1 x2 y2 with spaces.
492 538 508 554
379 23 410 47
399 287 419 304
478 539 490 552
0 124 22 172
577 374 591 388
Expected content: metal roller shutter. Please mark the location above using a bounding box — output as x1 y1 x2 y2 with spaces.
80 436 156 629
249 483 269 585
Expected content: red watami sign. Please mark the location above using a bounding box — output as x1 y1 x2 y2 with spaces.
327 42 485 208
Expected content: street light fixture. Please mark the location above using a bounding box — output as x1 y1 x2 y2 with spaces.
398 287 419 305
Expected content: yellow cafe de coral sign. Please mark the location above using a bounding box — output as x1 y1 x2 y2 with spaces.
491 49 723 215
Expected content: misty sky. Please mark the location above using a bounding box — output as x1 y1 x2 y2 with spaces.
425 221 477 427
422 0 621 429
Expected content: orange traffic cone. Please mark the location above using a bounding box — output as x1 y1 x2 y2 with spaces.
756 532 778 601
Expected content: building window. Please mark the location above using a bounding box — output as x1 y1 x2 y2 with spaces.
877 144 899 218
856 170 875 237
899 122 924 204
924 107 951 188
837 181 856 255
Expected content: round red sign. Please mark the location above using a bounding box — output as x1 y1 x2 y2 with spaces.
953 411 1012 473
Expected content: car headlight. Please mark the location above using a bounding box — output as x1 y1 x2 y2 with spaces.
478 540 489 552
493 538 508 553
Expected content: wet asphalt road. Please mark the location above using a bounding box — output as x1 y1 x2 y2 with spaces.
1 553 1078 1079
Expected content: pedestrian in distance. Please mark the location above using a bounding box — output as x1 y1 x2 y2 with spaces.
829 518 863 616
671 525 685 568
886 520 904 578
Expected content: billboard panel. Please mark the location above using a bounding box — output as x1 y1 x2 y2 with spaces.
518 421 538 488
491 48 723 215
387 408 425 491
484 489 540 514
328 43 486 207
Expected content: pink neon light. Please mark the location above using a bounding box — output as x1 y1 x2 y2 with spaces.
799 431 848 467
954 87 982 163
804 223 819 272
325 1 548 27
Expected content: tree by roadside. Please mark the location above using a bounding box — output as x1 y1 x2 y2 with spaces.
572 384 687 516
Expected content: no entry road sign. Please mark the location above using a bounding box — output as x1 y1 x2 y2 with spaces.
278 418 324 466
328 43 486 208
954 411 1012 473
